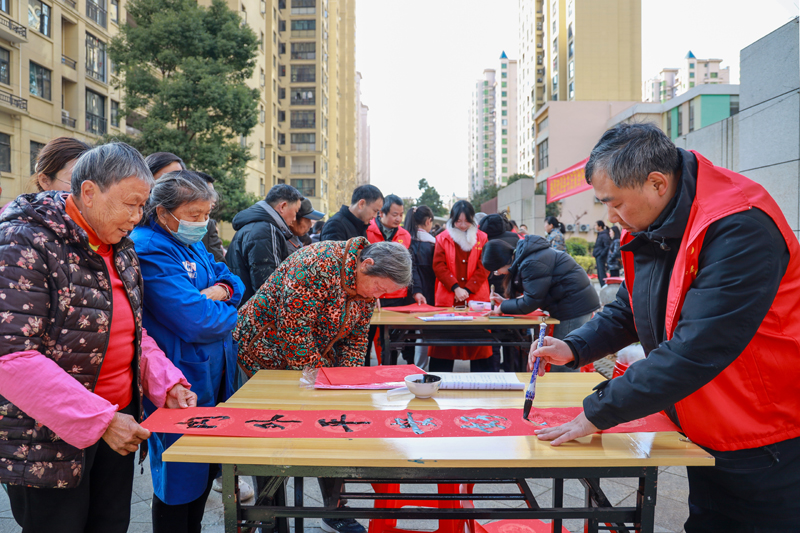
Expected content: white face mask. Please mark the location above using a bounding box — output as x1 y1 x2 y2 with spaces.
167 211 208 245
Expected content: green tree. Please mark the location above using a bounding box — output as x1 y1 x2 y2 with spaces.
506 173 533 185
416 179 447 216
545 201 562 218
109 0 260 221
470 183 500 210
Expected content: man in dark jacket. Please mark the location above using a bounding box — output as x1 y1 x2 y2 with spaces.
532 123 800 531
320 184 383 241
592 220 611 286
227 184 303 305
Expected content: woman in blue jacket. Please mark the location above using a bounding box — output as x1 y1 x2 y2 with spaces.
131 171 244 533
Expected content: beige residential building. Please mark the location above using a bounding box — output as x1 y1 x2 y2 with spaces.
0 0 127 204
642 67 678 103
498 52 517 186
467 68 496 197
643 52 729 103
356 71 369 186
517 0 641 176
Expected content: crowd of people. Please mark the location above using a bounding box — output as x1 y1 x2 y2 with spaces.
1 121 799 532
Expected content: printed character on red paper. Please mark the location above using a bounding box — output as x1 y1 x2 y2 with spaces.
177 415 231 429
388 412 442 435
457 414 510 434
317 414 372 433
246 414 303 432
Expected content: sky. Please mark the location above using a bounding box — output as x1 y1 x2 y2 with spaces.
354 0 798 200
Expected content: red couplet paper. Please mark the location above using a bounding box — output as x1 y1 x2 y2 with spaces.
316 364 424 388
382 304 448 313
142 406 679 438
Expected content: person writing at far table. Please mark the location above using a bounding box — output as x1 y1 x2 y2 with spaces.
530 123 800 532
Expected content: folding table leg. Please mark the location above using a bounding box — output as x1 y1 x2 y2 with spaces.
295 477 304 533
636 468 658 533
222 464 239 533
552 478 564 533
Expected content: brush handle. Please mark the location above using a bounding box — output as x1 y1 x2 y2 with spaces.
525 322 548 400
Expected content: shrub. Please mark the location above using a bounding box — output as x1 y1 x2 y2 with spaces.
565 237 588 257
572 255 595 274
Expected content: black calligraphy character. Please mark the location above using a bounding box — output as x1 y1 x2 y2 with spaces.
318 414 371 433
177 415 231 429
245 414 302 430
391 412 437 435
459 415 508 434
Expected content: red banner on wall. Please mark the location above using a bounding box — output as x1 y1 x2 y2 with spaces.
546 157 591 203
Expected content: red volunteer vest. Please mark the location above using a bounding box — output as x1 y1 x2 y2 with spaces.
621 151 800 451
434 229 490 306
366 218 411 299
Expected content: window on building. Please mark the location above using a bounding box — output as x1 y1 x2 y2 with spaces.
278 132 286 145
291 42 315 60
710 72 718 79
291 19 315 35
552 55 558 72
730 95 739 116
501 72 507 78
568 82 574 100
501 81 507 88
291 65 315 82
689 81 695 88
291 0 315 15
501 100 507 107
501 119 508 126
501 110 507 116
568 41 574 59
483 80 488 86
502 157 507 163
29 62 51 100
501 138 507 145
666 109 672 137
30 141 45 174
501 91 506 97
86 0 107 27
676 108 683 136
0 132 10 172
86 90 106 135
689 63 694 68
689 72 695 79
0 0 8 13
290 132 315 151
110 0 118 23
501 129 507 135
28 0 51 36
502 147 508 154
0 48 9 85
290 110 314 128
552 37 558 55
568 60 574 80
536 140 549 170
259 178 265 196
110 99 119 127
688 101 694 132
291 179 314 197
568 23 573 40
86 33 106 82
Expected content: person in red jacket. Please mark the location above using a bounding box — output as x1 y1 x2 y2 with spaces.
429 200 492 372
532 123 800 531
366 194 412 306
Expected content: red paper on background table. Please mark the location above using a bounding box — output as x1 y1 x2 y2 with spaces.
382 304 447 313
142 406 679 438
317 364 424 387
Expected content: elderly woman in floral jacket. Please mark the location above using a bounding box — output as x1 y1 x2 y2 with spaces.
0 143 195 533
234 236 410 533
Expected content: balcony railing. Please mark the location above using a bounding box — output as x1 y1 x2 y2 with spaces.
62 115 76 127
87 0 107 27
87 68 105 83
290 143 315 152
61 55 77 69
290 119 315 129
0 88 27 111
86 112 107 135
0 14 26 38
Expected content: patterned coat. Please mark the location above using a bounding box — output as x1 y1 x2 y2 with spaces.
0 192 146 489
235 238 375 373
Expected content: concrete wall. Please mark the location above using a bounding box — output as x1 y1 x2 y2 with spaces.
738 18 800 238
497 178 540 233
674 114 739 172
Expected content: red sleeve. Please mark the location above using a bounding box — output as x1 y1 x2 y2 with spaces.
465 252 490 294
433 242 459 291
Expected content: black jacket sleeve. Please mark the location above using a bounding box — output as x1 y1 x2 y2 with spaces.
582 209 790 430
320 219 346 242
593 233 610 259
244 224 284 293
500 258 552 315
202 219 227 264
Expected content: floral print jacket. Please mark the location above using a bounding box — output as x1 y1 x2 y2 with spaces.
0 192 147 489
235 238 375 374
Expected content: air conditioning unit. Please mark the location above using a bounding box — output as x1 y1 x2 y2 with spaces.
565 224 575 233
61 110 70 118
579 224 590 233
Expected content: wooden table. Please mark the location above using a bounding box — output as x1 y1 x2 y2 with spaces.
163 371 713 533
370 308 561 365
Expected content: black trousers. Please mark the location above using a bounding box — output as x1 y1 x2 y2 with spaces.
595 258 607 286
8 436 135 533
151 464 219 533
368 296 414 365
684 435 800 532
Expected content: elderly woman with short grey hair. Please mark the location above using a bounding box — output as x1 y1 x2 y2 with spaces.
0 142 195 533
129 170 244 532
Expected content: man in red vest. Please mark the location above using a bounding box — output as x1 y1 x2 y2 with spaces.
366 194 412 306
532 123 800 530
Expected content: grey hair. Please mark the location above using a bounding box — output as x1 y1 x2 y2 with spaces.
71 142 154 197
141 170 217 225
585 123 681 189
360 241 412 287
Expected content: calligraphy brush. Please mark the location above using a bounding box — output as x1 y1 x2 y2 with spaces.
523 319 548 420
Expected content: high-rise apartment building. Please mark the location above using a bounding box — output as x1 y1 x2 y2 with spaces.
356 71 370 186
224 0 357 216
467 69 496 198
643 52 729 103
0 0 127 203
498 52 517 186
517 0 641 175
